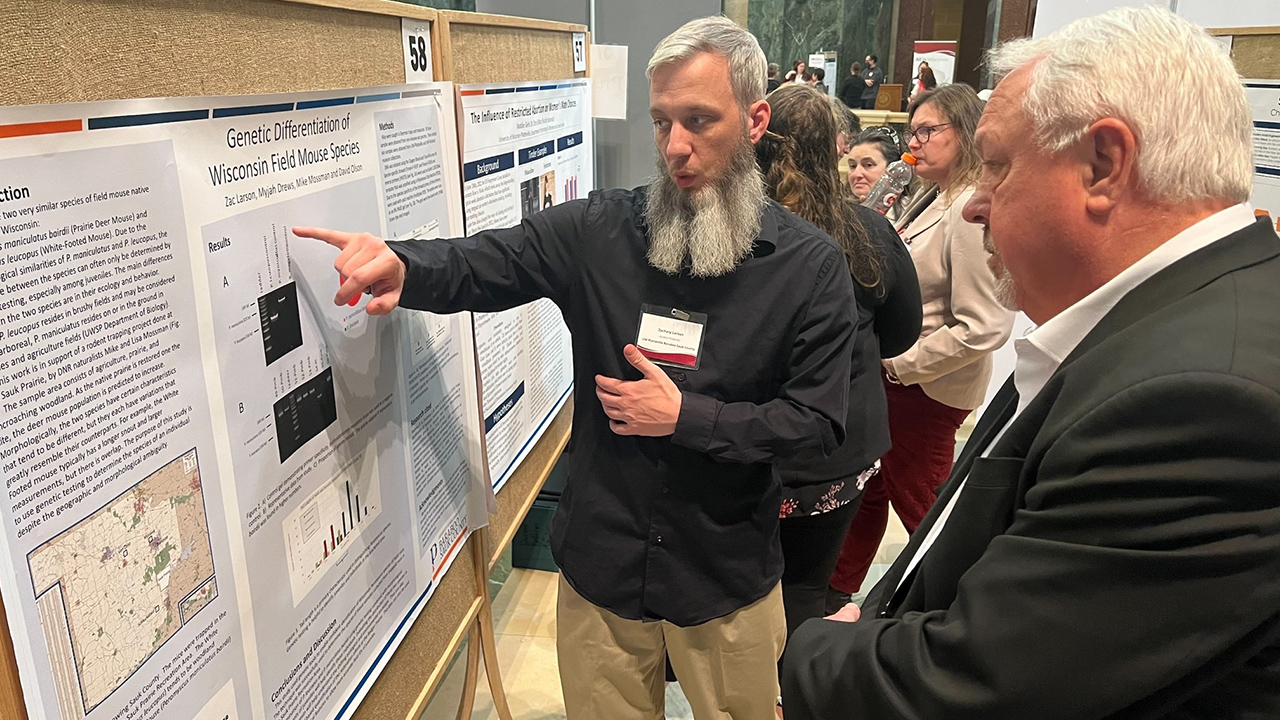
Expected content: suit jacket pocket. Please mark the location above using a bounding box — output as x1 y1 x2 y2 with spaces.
905 457 1024 613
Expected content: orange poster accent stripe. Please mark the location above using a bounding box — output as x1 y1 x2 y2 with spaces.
459 90 485 96
0 119 83 139
432 527 470 581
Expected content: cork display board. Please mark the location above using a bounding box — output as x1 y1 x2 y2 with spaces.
0 1 581 719
1219 27 1280 80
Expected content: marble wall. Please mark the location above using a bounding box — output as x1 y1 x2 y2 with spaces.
747 0 897 87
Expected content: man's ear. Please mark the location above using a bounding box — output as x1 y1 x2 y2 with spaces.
1081 118 1138 217
747 100 771 144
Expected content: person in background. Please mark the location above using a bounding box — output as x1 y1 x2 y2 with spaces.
810 66 826 92
790 59 807 84
911 61 937 101
830 97 861 158
767 62 782 93
860 54 884 109
784 7 1280 718
846 126 912 221
757 83 922 659
297 16 859 720
839 62 864 108
828 83 1013 608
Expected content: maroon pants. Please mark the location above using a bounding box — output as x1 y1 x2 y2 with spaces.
829 372 972 594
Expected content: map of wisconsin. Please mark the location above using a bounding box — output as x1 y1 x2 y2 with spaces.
28 449 216 715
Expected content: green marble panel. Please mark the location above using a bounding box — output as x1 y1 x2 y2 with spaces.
395 0 477 10
748 0 895 86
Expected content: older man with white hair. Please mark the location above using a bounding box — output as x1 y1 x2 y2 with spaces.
294 15 858 720
783 6 1280 719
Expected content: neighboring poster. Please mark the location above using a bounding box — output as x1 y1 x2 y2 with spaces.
825 55 839 98
1245 80 1280 222
913 40 958 87
804 52 838 96
456 79 592 491
0 83 485 720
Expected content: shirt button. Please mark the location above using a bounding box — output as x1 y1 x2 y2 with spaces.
655 535 664 544
662 486 670 494
674 372 686 382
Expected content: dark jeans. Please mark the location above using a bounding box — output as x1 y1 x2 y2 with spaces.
861 96 878 109
779 499 863 660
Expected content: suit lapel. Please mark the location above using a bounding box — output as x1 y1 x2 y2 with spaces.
900 194 946 244
948 377 1018 491
870 379 1020 616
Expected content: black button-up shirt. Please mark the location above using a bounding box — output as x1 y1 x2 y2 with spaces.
389 187 857 625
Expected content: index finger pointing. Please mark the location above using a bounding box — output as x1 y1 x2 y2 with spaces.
292 226 355 250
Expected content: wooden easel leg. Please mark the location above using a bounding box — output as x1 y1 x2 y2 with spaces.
454 626 481 720
477 591 514 720
472 529 514 720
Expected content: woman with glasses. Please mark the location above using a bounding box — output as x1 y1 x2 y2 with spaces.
828 83 1014 610
756 84 922 654
847 126 913 221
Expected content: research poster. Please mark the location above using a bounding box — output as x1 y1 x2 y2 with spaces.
456 80 591 491
1246 80 1280 220
0 83 485 720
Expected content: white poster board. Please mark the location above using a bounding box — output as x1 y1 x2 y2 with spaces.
1245 80 1280 219
807 53 836 96
1177 1 1280 29
0 83 485 720
590 44 628 120
456 79 592 492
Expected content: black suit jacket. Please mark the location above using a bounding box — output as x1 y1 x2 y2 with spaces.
783 218 1280 719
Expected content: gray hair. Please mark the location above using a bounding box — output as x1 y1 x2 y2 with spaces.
647 16 767 112
987 6 1252 204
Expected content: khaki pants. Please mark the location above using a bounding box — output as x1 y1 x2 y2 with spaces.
556 576 786 720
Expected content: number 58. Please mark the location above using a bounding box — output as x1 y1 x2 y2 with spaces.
408 35 429 73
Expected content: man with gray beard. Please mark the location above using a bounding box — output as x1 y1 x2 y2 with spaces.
295 16 857 719
645 122 764 278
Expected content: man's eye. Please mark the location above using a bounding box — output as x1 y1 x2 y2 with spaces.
653 119 670 131
689 116 709 126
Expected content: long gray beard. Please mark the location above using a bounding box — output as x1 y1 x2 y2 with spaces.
644 137 766 278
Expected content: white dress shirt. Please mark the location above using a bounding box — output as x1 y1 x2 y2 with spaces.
896 203 1257 591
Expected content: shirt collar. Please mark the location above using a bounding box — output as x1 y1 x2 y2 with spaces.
1013 203 1255 410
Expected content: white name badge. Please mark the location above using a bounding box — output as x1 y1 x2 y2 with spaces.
635 304 707 370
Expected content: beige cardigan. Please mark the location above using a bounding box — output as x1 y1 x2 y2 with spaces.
885 186 1014 410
